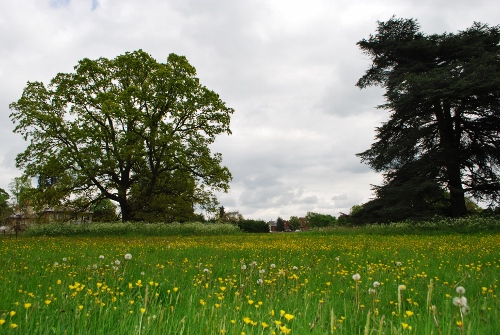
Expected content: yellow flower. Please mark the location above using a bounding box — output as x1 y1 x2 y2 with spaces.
284 313 294 321
10 323 18 329
78 305 84 310
0 319 5 325
173 287 179 292
279 325 291 334
10 311 16 317
405 311 414 317
280 310 286 316
247 300 254 305
261 322 269 328
140 308 146 314
24 303 31 309
402 322 409 329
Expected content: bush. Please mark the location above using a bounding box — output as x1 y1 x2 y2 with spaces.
25 222 241 237
237 219 269 233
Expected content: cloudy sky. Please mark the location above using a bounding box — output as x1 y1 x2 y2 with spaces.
1 0 499 220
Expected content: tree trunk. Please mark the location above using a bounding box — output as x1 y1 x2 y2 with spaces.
435 100 468 217
446 161 468 217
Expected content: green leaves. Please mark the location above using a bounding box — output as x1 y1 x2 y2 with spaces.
10 50 233 221
357 18 500 219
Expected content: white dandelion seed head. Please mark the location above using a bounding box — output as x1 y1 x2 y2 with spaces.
270 263 276 269
292 266 298 271
112 266 119 271
352 273 361 281
203 268 210 273
257 278 263 285
373 281 380 288
114 260 121 265
259 269 265 274
99 255 105 259
368 288 376 294
62 258 67 262
93 264 98 269
141 271 145 276
241 264 247 270
396 261 402 266
335 257 340 261
461 305 470 315
250 261 257 267
53 262 59 267
453 296 467 307
124 253 132 260
398 284 406 291
456 286 466 294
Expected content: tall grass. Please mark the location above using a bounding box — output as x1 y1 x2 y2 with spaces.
1 232 499 334
24 222 241 237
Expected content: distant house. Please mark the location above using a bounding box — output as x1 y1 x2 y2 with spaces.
6 206 92 226
268 218 308 232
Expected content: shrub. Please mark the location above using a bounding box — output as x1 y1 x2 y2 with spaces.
237 219 269 233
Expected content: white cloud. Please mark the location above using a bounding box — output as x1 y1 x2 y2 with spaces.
1 0 498 219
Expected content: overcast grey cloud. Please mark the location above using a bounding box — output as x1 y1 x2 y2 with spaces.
1 0 498 220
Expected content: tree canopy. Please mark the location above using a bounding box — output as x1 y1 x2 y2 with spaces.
356 18 500 219
10 50 233 221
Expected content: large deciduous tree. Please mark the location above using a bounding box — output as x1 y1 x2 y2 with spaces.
10 50 233 221
356 18 500 218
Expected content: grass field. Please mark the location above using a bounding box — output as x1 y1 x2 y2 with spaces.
1 230 499 334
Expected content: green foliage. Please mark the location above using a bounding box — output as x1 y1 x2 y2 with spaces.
305 211 337 227
89 199 118 222
25 221 240 237
10 50 233 221
237 219 269 233
357 18 500 218
288 216 302 231
0 188 12 222
8 176 35 212
276 217 285 232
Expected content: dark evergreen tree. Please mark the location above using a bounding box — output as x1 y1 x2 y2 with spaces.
357 18 500 218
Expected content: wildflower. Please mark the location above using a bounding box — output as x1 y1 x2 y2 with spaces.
373 281 380 288
259 269 265 274
292 266 298 270
0 320 5 325
10 323 18 329
352 273 361 281
241 264 247 270
203 268 210 273
284 313 294 321
250 261 257 267
10 311 15 317
53 262 59 267
62 257 67 262
78 305 84 310
398 285 406 291
461 305 470 315
401 322 409 329
279 325 291 334
405 311 414 317
453 296 467 307
248 300 254 305
140 308 146 314
99 255 105 259
456 286 466 294
114 260 121 265
396 261 402 266
24 303 31 309
368 288 376 294
270 263 276 269
124 253 132 260
57 279 62 285
261 321 269 328
257 279 263 285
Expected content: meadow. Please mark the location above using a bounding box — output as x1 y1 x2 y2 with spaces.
1 226 499 334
